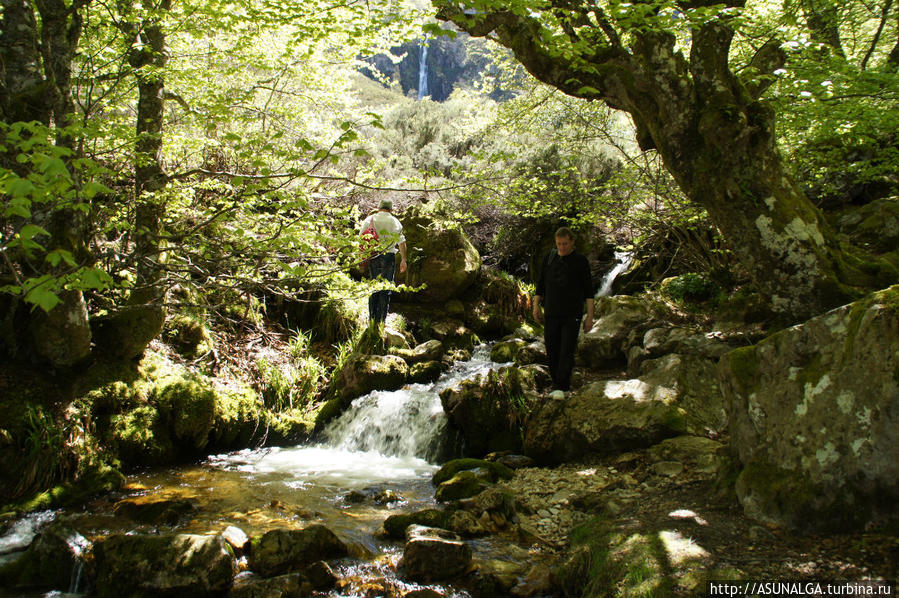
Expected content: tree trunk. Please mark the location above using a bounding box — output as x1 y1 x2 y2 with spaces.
1 0 93 366
94 0 171 359
436 4 898 322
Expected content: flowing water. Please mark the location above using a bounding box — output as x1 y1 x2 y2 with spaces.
596 250 633 298
0 346 505 596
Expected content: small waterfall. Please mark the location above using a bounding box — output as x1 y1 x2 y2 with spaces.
417 41 429 99
321 345 495 461
596 250 633 297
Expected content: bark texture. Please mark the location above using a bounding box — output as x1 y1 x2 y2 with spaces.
436 1 897 321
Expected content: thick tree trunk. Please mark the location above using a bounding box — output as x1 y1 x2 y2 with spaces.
436 4 898 322
1 0 93 366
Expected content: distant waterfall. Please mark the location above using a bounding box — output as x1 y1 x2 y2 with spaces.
417 41 430 99
596 251 633 297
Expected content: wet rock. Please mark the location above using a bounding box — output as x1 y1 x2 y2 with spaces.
305 560 338 591
93 533 237 597
383 509 449 540
374 489 402 505
720 285 899 530
401 525 472 582
471 559 525 596
435 471 488 502
408 360 443 384
0 521 89 592
404 588 446 598
511 564 554 597
409 340 445 364
249 525 348 578
222 525 250 554
439 367 537 457
230 572 312 598
112 498 197 525
344 490 368 504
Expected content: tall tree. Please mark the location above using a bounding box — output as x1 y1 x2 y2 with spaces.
434 0 898 322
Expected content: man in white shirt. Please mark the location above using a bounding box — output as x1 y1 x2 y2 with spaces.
360 199 407 323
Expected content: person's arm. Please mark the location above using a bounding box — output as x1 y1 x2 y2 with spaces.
398 241 407 273
532 294 543 323
583 297 594 333
581 256 594 332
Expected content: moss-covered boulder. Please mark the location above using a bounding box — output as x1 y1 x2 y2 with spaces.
524 378 687 465
435 471 489 502
162 313 213 358
316 353 409 427
490 339 527 363
719 285 899 530
439 366 537 457
409 360 443 384
432 458 514 486
249 526 348 578
396 207 481 303
27 290 92 367
92 533 237 597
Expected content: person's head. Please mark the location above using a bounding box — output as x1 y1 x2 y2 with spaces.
555 227 575 256
378 199 393 212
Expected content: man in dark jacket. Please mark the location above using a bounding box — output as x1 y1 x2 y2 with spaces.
532 227 595 394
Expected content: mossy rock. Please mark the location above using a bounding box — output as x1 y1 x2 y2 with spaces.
383 508 450 539
249 525 348 577
162 313 213 358
409 360 443 384
435 471 488 502
432 458 514 486
490 339 527 363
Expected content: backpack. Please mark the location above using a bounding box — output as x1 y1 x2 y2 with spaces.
360 225 379 268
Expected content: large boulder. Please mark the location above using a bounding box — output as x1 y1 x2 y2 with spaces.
524 379 688 464
249 526 348 578
577 296 656 369
331 353 408 401
719 285 899 530
92 533 237 597
397 207 481 303
0 522 90 592
639 353 729 436
439 366 538 457
401 525 472 582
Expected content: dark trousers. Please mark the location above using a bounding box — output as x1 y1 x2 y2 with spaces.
368 252 396 323
544 316 581 391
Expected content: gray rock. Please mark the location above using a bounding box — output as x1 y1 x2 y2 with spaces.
640 353 729 435
409 360 443 384
0 522 89 591
409 339 445 363
524 379 687 464
720 285 899 530
577 296 654 369
514 342 546 366
648 435 725 474
401 525 472 582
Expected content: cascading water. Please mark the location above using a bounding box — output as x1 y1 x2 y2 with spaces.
417 41 430 99
596 250 633 297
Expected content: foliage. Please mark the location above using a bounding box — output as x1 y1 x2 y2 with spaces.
661 273 721 304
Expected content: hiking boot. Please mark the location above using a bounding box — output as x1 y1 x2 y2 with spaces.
549 389 565 401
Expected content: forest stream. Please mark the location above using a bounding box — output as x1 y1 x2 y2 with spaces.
0 346 554 598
